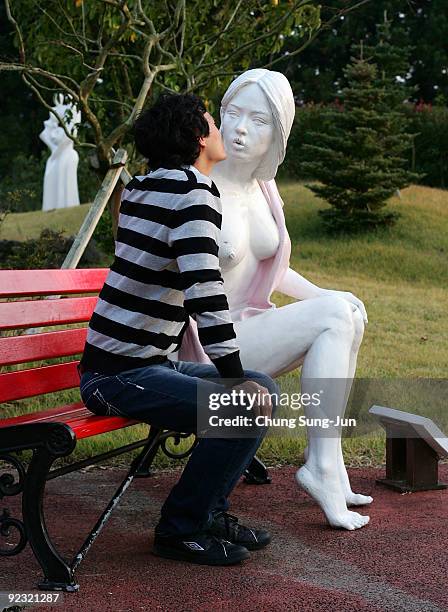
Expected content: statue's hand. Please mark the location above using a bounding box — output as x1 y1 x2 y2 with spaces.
321 289 368 324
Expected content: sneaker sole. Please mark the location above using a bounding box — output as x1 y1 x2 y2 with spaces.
152 545 250 566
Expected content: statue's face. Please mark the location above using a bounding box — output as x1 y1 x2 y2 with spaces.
221 83 274 163
40 112 69 151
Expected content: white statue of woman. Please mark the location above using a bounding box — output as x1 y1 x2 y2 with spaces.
40 94 81 211
179 69 373 531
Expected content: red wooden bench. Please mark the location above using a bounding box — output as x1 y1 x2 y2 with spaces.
0 269 196 592
0 268 270 592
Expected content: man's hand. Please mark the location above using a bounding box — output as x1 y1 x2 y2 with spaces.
232 380 273 419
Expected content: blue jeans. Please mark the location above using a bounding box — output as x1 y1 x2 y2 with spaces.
79 358 279 536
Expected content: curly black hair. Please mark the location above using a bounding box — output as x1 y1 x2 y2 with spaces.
133 94 210 171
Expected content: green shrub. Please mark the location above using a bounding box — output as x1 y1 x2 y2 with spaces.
404 102 448 189
93 207 115 256
0 228 102 269
0 152 46 212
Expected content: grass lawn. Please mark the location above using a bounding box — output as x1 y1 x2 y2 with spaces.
1 183 447 470
277 183 448 379
0 203 90 241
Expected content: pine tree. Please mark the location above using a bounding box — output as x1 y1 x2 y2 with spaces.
360 11 415 106
300 36 420 232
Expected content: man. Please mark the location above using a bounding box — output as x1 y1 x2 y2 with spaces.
79 93 279 566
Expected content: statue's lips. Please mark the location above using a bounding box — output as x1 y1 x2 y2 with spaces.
232 139 246 149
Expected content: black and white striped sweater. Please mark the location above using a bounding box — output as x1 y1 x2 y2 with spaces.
80 165 245 380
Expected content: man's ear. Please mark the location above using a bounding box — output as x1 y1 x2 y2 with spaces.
198 135 207 148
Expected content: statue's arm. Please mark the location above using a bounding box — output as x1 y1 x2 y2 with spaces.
274 266 324 300
275 266 369 323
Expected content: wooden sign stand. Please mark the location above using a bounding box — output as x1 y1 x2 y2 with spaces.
369 405 448 493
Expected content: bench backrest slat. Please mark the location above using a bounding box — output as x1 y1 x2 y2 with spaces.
0 296 98 330
0 361 80 402
0 269 108 297
0 328 87 366
0 269 108 404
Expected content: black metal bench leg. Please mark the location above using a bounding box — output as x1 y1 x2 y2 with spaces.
17 425 194 591
23 446 78 592
135 427 163 477
244 455 271 485
70 428 164 576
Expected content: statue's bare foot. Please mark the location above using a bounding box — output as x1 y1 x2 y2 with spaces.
295 465 370 530
303 446 373 507
337 450 373 506
345 491 373 506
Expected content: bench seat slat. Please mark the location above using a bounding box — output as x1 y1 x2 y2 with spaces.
0 328 87 366
0 401 139 440
0 296 97 330
0 269 108 297
0 362 80 402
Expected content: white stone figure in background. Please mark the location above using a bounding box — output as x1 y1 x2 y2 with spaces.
179 69 372 531
40 94 81 211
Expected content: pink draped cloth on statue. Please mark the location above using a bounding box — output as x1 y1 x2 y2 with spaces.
177 179 292 364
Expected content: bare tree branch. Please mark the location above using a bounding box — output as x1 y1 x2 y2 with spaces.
22 73 95 148
197 0 244 68
0 63 80 99
79 3 132 101
101 27 159 152
36 1 96 46
55 0 91 48
261 32 315 70
157 62 177 73
175 0 186 56
182 71 240 95
136 0 157 35
198 0 313 72
5 0 25 63
120 60 134 100
108 52 143 62
36 40 97 71
2 0 372 174
263 0 373 70
90 96 134 112
81 0 88 52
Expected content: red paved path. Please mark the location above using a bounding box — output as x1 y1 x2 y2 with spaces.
2 465 447 611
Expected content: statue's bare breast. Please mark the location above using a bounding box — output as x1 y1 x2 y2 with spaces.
217 186 279 309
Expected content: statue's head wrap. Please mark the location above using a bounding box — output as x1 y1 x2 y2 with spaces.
220 68 295 181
